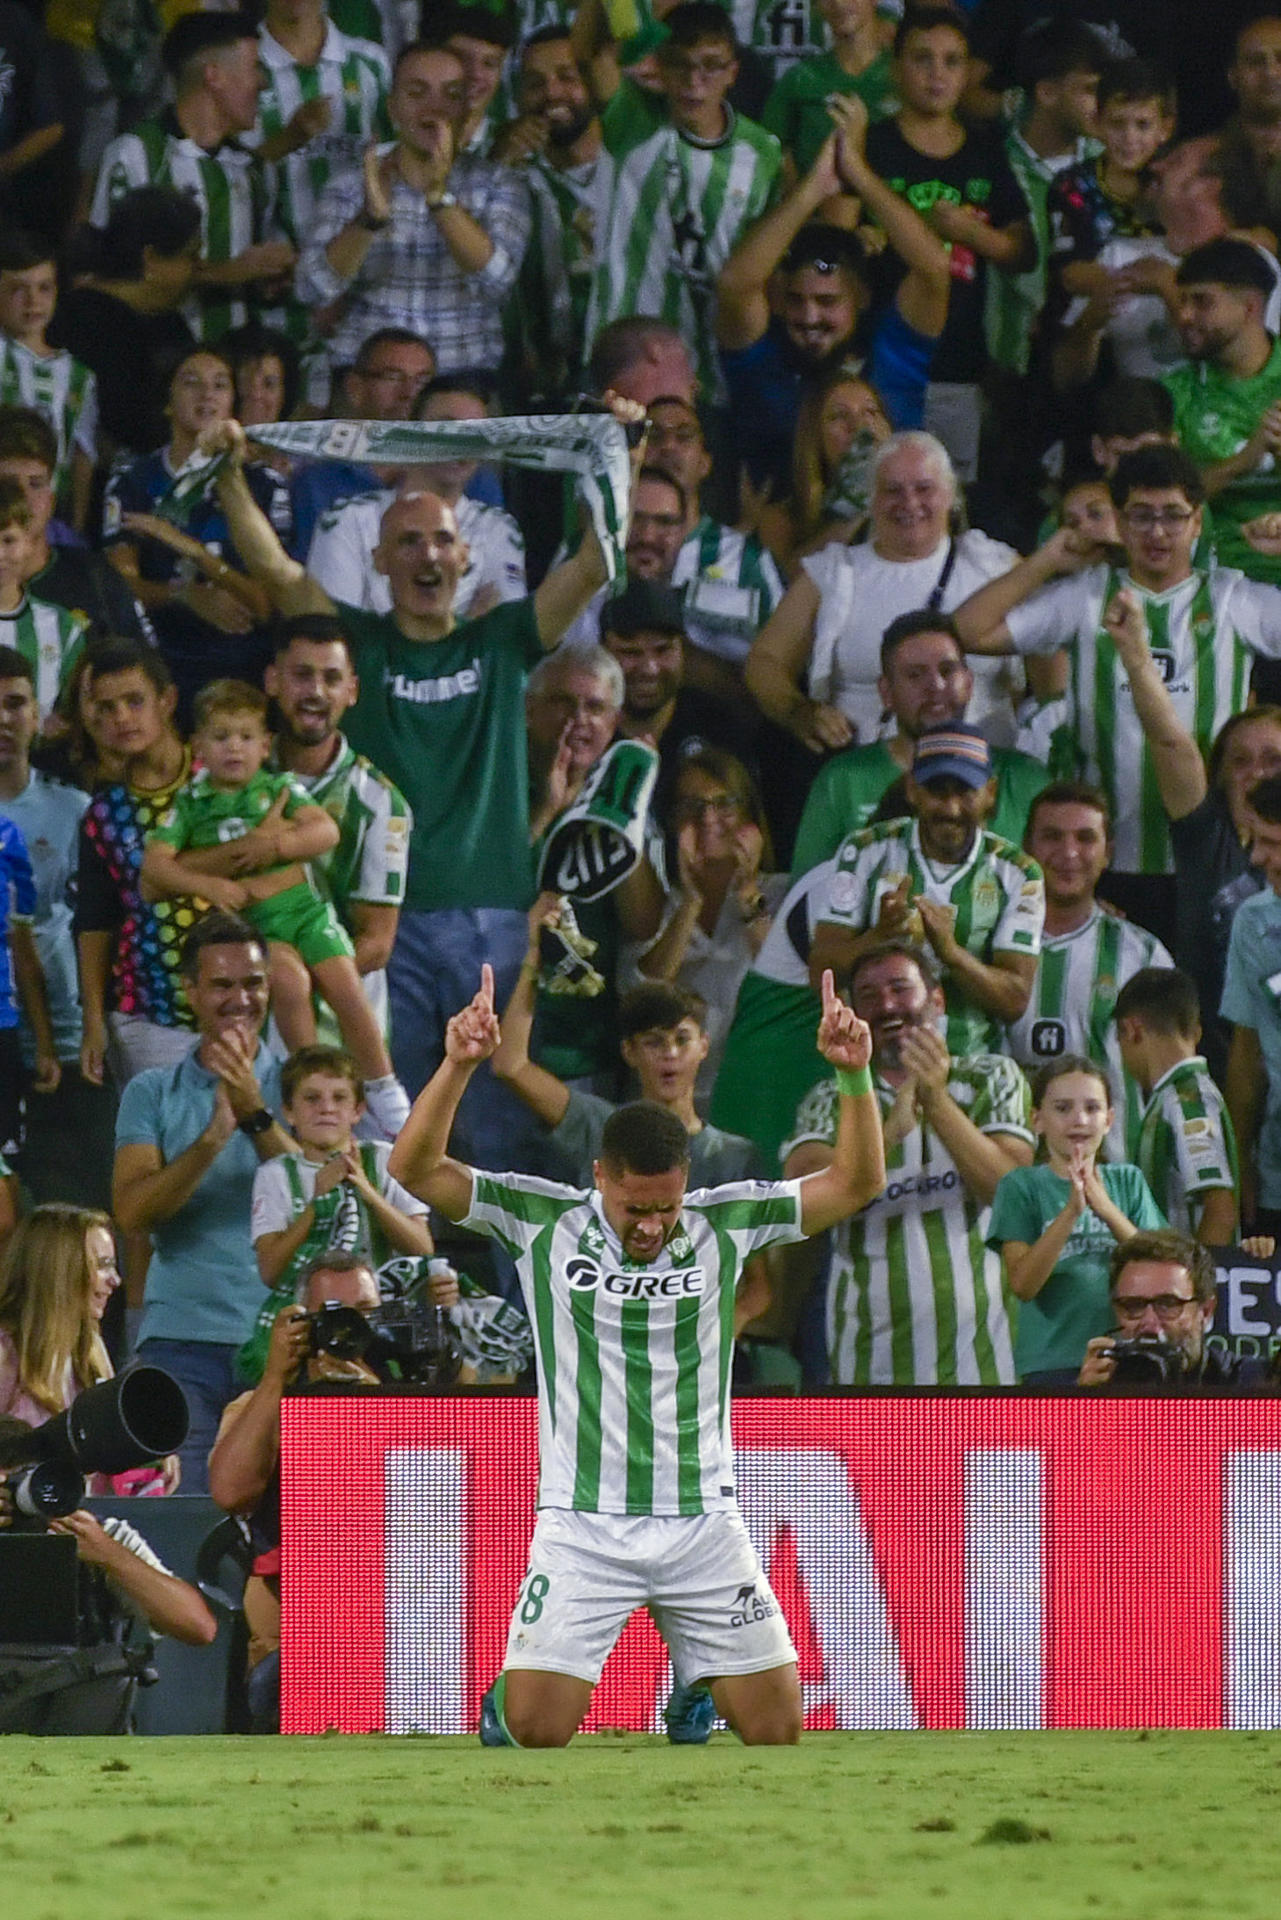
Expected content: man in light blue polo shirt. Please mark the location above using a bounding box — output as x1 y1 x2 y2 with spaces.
112 912 293 1494
1223 775 1281 1242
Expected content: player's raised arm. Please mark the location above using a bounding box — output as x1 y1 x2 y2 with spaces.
387 967 500 1220
797 970 885 1236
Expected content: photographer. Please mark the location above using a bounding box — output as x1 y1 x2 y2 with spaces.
208 1253 459 1732
1078 1229 1262 1390
0 1413 214 1733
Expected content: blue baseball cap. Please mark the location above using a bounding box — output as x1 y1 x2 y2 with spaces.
911 723 994 790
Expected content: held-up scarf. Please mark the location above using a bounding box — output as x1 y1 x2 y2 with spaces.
157 411 635 587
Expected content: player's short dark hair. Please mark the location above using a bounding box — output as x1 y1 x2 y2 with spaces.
1092 377 1175 443
1025 779 1113 840
180 911 265 980
880 608 963 675
599 1101 692 1177
894 6 971 57
1031 1051 1112 1108
1097 55 1174 112
0 229 54 276
0 404 57 472
662 2 737 55
281 1044 363 1106
1109 1228 1216 1303
618 982 708 1042
1247 771 1281 825
848 938 941 998
84 637 174 697
1109 444 1205 508
1014 17 1108 91
442 2 517 48
1113 966 1201 1037
0 643 33 686
634 464 688 517
272 613 355 662
163 10 257 83
1176 236 1277 297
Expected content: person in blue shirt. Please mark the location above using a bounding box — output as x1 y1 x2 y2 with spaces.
111 910 294 1494
0 805 57 1156
716 92 950 493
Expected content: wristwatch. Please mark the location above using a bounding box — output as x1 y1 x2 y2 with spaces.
426 190 458 212
357 209 390 231
237 1107 274 1137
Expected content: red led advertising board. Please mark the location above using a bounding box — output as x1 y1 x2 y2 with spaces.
280 1395 1281 1734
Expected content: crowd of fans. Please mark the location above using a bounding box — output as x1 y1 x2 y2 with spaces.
4 0 1281 1567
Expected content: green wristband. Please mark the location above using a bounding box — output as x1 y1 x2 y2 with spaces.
835 1066 872 1098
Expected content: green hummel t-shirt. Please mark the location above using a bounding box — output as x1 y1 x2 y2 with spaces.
762 50 897 178
986 1160 1165 1378
791 741 1047 877
1165 338 1281 585
340 598 543 912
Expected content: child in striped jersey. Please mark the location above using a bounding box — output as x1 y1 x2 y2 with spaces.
0 477 88 725
987 1055 1165 1385
0 233 97 533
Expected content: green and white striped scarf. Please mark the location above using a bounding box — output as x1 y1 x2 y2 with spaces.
250 412 635 587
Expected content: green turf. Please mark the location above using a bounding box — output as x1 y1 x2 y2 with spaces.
4 1732 1279 1919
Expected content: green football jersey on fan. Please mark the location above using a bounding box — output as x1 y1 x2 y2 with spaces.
464 1168 806 1514
254 25 391 249
1135 1055 1239 1238
2 593 89 721
1006 903 1171 1161
585 80 782 401
821 819 1045 1056
784 1057 1032 1385
1007 564 1281 875
0 340 96 503
762 48 897 176
1165 338 1281 585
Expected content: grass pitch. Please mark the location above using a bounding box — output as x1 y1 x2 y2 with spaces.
4 1731 1280 1919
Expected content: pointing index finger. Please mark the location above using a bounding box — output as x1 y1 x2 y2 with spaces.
820 968 838 1017
479 962 495 1011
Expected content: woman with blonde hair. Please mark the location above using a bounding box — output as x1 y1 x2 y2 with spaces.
0 1205 176 1491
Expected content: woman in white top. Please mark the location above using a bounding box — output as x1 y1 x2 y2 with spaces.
745 431 1024 751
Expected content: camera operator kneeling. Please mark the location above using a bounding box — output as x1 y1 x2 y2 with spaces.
0 1416 215 1733
1078 1230 1260 1390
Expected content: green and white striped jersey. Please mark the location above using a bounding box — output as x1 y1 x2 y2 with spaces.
585 81 781 402
1007 564 1281 875
784 1057 1032 1384
672 513 784 665
89 113 277 341
724 0 825 78
514 152 602 397
1135 1055 1238 1238
464 1168 806 1513
2 594 89 721
272 735 410 1039
253 24 390 249
0 340 97 500
821 819 1045 1056
1007 903 1171 1162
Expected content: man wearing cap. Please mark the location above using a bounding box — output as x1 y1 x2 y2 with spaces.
715 96 950 490
810 722 1045 1055
792 610 1048 876
601 578 758 789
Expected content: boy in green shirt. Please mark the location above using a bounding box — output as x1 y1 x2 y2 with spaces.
762 0 897 183
141 680 410 1137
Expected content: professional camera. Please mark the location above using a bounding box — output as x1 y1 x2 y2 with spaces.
1106 1335 1190 1386
0 1368 190 1530
304 1299 461 1387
